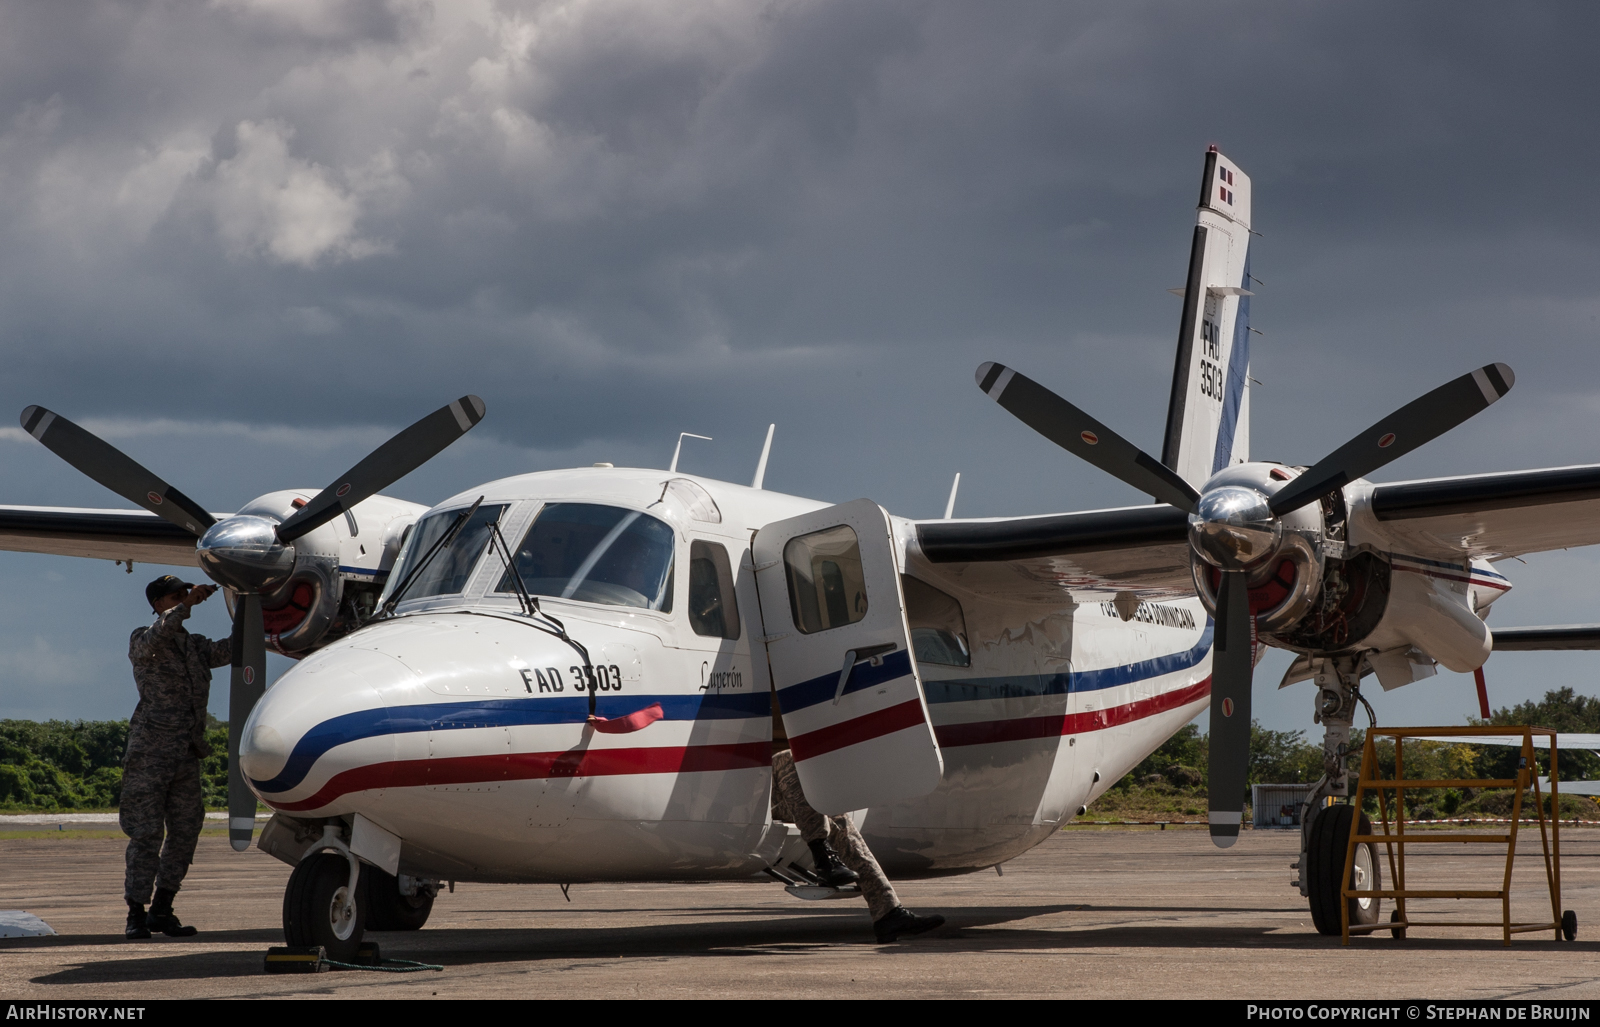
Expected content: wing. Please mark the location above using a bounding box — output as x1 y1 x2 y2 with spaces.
1350 463 1600 560
0 505 206 567
911 503 1193 604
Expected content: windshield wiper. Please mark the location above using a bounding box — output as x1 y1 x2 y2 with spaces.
483 515 601 715
377 496 484 618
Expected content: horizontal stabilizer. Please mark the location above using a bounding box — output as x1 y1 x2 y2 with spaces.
1492 625 1600 651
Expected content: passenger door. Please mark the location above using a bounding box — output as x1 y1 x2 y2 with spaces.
751 499 943 814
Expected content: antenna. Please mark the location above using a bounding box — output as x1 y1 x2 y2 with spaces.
943 472 961 519
751 424 776 489
668 432 712 474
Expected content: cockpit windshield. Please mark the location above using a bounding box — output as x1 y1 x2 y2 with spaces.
497 503 675 611
387 503 509 601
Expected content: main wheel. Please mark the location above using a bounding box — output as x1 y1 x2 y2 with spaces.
364 867 435 931
1305 803 1382 936
283 852 366 961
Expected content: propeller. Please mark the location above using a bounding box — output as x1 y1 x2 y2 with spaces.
1265 364 1514 516
1206 569 1254 845
975 363 1201 512
975 361 1513 846
21 396 487 851
275 395 485 543
227 593 265 851
20 406 215 537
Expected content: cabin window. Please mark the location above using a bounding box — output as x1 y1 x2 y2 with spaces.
389 503 509 599
688 540 740 640
497 503 675 611
902 575 970 668
784 525 867 634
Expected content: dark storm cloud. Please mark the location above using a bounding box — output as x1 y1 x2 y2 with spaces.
2 1 1600 724
2 0 1596 455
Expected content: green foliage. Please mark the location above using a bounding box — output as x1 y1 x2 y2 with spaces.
0 715 232 813
1126 722 1207 787
1113 719 1326 802
1247 722 1323 786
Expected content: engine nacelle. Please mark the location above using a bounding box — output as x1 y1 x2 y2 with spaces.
1189 464 1505 679
223 490 423 657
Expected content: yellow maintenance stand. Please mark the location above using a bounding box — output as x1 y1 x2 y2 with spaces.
1341 725 1575 945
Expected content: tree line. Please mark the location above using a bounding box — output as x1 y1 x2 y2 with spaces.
0 716 231 811
2 687 1598 813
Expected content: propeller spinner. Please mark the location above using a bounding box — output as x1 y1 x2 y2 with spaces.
21 395 486 850
974 361 1512 847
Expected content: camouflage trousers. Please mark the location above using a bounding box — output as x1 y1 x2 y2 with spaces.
119 751 205 904
772 748 900 921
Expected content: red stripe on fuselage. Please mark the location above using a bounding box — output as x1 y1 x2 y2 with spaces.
933 677 1211 749
268 676 1212 812
269 740 772 813
789 699 927 762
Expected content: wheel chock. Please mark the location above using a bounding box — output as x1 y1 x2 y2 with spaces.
783 883 863 901
353 941 382 966
264 945 328 974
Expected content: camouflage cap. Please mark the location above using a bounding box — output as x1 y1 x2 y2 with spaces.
145 574 194 608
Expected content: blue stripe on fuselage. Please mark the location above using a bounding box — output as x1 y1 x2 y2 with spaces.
775 648 916 716
922 623 1212 704
250 689 770 795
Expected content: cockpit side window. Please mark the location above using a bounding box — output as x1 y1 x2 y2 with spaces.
497 502 675 611
385 503 509 601
902 574 971 668
688 540 740 640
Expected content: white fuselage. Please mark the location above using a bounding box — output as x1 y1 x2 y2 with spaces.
240 467 1212 882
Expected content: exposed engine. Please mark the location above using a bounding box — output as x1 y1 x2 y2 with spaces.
219 490 420 657
1187 461 1498 675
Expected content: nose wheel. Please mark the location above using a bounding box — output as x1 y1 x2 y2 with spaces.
283 852 366 961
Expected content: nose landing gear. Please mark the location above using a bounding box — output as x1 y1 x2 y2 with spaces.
283 852 367 962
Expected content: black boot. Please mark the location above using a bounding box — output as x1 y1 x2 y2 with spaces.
807 840 859 889
873 906 945 943
125 902 150 940
145 887 197 938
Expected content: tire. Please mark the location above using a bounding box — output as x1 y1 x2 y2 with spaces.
364 867 435 931
283 852 366 961
1563 909 1577 942
1305 804 1382 936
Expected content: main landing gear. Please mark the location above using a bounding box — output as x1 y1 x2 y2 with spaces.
1304 804 1381 935
1292 656 1381 935
281 824 439 961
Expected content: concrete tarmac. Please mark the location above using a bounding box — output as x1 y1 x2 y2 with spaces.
2 825 1598 1000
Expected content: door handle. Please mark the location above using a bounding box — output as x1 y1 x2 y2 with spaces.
833 642 897 705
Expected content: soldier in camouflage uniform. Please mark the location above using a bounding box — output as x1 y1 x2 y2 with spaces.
121 575 233 940
772 748 945 943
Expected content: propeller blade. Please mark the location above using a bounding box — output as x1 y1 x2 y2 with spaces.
1267 363 1514 516
19 406 215 536
1207 570 1254 849
975 363 1201 513
276 395 487 544
227 593 266 853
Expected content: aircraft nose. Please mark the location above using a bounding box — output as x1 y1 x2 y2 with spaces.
239 646 418 803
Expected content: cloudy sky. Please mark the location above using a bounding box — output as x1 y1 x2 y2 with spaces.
2 0 1599 737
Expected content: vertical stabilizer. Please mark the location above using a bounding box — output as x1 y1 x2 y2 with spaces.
1160 147 1253 490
